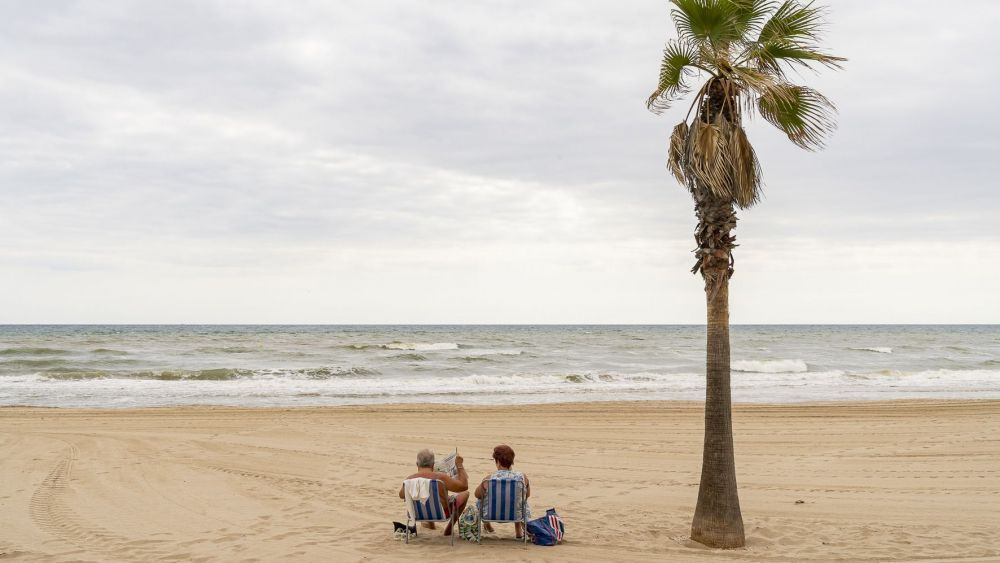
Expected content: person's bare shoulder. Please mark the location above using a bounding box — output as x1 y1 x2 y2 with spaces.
404 472 449 481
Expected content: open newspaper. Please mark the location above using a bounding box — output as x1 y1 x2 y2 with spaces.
434 449 458 478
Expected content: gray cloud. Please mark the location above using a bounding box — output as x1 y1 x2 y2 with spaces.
0 1 997 322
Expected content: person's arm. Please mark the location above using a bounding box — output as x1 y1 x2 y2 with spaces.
474 475 488 499
524 475 530 498
442 454 469 492
398 483 405 499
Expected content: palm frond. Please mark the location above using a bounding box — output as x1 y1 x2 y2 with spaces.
678 114 762 208
686 117 731 199
729 0 778 38
748 41 845 75
726 123 761 207
757 0 827 46
757 83 836 150
670 0 744 48
668 121 690 183
647 40 706 112
729 64 784 111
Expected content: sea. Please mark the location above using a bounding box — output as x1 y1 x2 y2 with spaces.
1 325 998 408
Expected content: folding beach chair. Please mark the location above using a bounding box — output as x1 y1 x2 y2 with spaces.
478 477 528 545
402 478 455 545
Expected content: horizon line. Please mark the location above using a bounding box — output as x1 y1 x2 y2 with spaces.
1 323 997 327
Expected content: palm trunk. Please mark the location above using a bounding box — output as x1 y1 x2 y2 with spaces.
689 192 745 548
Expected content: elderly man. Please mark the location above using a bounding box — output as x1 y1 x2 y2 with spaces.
398 449 469 536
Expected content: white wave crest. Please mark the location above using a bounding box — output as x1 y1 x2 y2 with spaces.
732 359 808 373
459 348 523 356
853 347 893 354
384 342 459 351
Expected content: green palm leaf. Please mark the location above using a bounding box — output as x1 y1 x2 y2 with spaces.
647 40 706 112
757 0 826 46
670 0 744 47
757 83 836 150
747 41 845 75
729 0 778 38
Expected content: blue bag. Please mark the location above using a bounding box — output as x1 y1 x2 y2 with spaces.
526 508 565 546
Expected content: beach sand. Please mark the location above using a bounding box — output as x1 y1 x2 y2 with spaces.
1 400 998 562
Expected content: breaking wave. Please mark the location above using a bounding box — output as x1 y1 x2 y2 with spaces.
460 348 523 356
35 366 381 381
732 359 809 373
852 347 893 354
196 346 259 354
383 342 459 351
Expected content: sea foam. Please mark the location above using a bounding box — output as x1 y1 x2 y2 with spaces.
732 359 808 373
383 342 459 351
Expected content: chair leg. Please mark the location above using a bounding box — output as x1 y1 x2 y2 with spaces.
478 501 484 544
522 495 529 545
450 513 455 546
405 517 410 544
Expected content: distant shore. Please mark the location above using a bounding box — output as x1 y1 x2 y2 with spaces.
2 400 999 561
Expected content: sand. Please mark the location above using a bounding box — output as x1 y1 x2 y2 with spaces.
1 400 998 562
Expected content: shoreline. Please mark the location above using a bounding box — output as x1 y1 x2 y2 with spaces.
2 399 998 561
3 396 1000 412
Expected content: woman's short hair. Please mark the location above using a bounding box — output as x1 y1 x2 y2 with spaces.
492 444 515 468
416 449 435 468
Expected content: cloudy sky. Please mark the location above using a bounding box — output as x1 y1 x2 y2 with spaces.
1 1 997 323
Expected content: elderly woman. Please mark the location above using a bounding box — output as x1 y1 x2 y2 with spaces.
474 444 531 539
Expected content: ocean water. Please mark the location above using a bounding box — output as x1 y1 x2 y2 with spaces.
0 325 998 408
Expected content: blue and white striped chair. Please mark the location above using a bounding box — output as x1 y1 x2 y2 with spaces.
402 478 455 545
478 477 528 544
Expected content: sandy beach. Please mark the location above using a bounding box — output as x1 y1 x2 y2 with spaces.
1 400 998 562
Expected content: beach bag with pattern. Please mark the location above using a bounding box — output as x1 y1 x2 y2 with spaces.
458 503 480 542
526 508 565 546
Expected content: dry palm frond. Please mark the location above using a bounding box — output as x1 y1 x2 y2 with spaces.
686 118 730 200
668 121 690 183
726 125 760 207
672 100 761 210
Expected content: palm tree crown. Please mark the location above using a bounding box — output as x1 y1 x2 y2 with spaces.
648 0 845 209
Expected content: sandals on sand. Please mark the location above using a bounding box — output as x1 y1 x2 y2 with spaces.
393 521 417 539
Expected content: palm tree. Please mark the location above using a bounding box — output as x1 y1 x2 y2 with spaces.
647 0 844 549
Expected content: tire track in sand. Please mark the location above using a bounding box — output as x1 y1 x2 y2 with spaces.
27 437 166 560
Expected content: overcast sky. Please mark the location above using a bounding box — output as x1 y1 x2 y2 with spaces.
1 1 997 323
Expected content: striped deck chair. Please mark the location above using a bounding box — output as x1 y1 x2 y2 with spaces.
477 477 528 544
402 478 455 545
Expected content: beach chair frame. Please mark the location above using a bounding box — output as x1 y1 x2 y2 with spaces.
477 477 528 545
402 478 455 546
